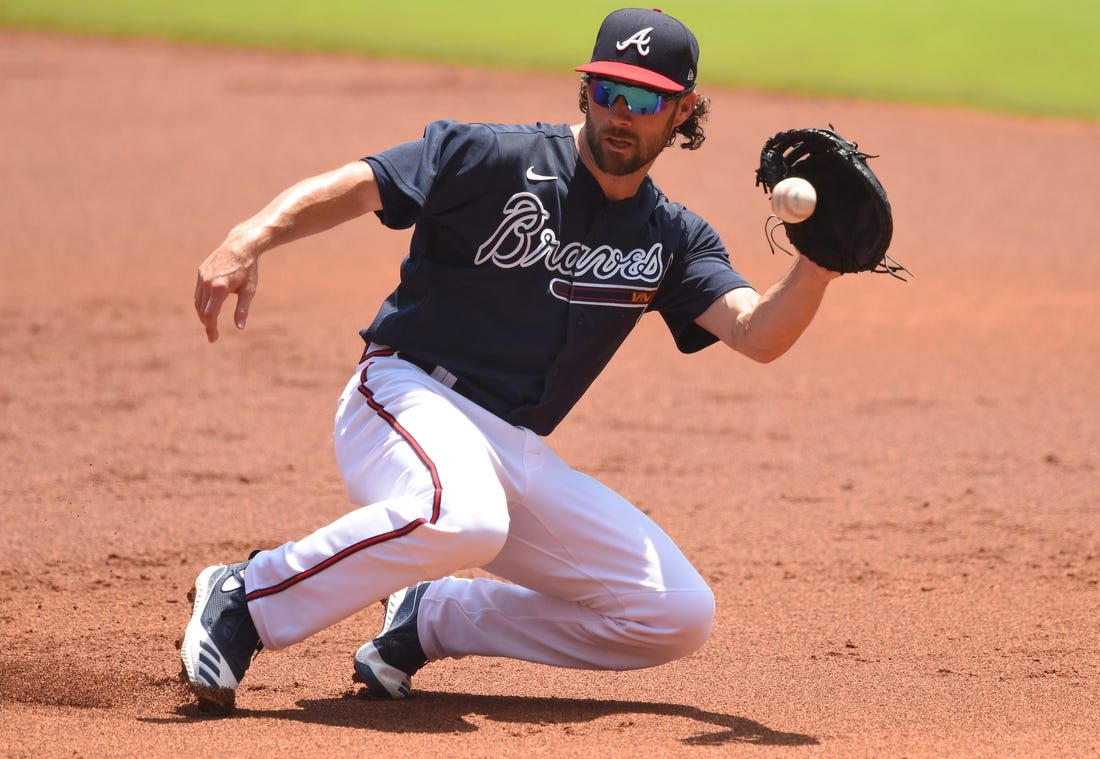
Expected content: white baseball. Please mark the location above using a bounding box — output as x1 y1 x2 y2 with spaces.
771 177 817 223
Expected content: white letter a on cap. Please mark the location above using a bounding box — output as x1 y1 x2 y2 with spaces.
616 27 653 56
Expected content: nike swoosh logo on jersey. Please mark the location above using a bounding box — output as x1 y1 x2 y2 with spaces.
525 166 558 182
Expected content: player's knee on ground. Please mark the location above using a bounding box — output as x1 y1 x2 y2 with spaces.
612 587 715 667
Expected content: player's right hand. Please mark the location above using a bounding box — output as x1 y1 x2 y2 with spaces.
194 236 260 343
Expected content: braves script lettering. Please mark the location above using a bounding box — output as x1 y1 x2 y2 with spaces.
475 192 666 285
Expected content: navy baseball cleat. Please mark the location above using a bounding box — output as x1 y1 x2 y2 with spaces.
180 562 263 714
353 582 430 699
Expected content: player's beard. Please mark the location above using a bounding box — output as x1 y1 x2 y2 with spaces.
584 108 677 177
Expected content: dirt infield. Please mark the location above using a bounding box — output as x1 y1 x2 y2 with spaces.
1 29 1097 758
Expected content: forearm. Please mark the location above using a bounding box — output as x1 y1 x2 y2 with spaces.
227 160 379 258
734 255 839 361
725 256 840 363
195 160 379 342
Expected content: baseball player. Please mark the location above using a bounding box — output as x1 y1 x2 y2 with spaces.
183 7 841 712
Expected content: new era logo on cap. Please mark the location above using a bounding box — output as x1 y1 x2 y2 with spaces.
575 7 699 93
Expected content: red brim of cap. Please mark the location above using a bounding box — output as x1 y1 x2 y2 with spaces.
575 62 684 93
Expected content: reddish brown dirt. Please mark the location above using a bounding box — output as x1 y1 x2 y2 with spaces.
1 30 1098 758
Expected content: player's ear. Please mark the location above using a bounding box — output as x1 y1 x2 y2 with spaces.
673 91 696 128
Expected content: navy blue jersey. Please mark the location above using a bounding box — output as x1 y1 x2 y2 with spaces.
362 120 750 434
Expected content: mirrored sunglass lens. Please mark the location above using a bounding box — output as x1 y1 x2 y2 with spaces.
592 80 665 114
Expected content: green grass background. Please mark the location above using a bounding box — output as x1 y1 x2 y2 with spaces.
1 0 1096 119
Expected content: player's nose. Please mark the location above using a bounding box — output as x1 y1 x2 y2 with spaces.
607 95 634 121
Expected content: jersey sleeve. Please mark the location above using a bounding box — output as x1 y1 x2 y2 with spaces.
363 120 499 230
653 213 752 353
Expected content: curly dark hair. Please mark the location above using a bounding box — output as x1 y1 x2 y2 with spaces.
578 79 710 150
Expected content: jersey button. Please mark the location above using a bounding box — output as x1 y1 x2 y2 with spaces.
575 315 585 326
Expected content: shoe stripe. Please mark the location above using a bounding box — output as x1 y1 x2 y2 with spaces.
245 357 442 603
198 652 220 676
198 667 220 687
199 640 222 662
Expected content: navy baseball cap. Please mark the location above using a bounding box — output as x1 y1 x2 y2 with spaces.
575 7 699 93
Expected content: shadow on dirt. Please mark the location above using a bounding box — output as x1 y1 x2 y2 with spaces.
159 689 818 747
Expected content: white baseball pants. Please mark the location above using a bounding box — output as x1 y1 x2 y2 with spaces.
244 346 714 671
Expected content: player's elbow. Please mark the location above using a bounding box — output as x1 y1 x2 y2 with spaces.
730 336 788 364
743 344 785 364
726 314 792 364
